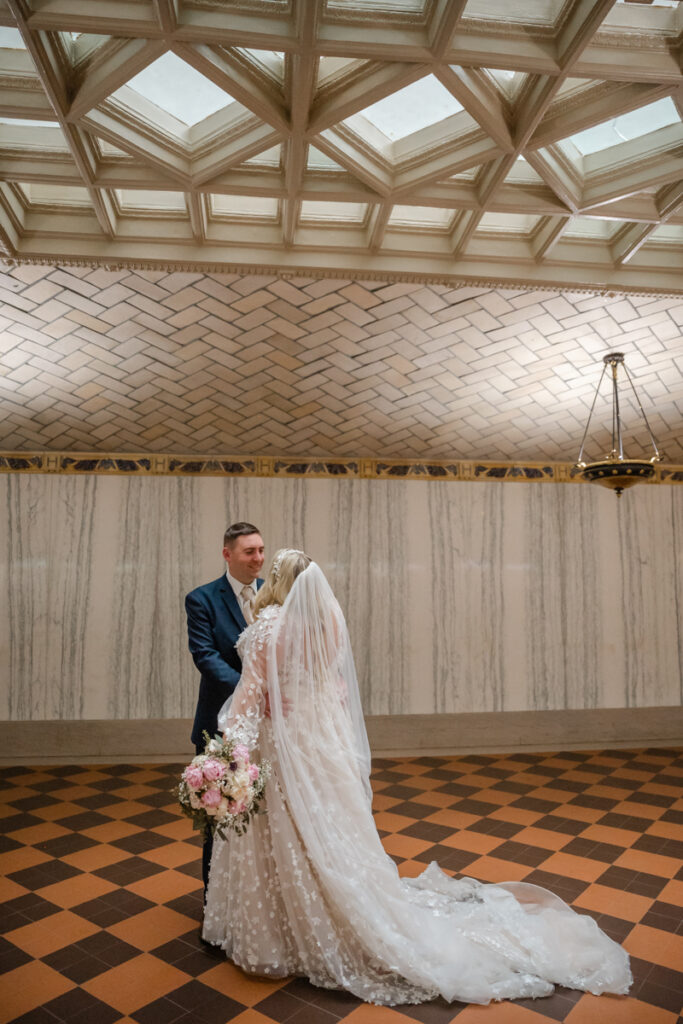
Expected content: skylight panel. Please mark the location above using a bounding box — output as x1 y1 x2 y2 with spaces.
115 190 186 212
300 201 366 223
307 146 346 170
0 117 58 127
122 52 234 127
388 206 454 228
244 145 281 167
563 217 623 239
19 184 92 207
211 195 279 219
568 98 680 155
0 28 26 48
476 213 539 233
463 0 569 26
357 75 463 141
648 224 683 241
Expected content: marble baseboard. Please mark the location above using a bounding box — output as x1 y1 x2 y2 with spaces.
0 708 680 765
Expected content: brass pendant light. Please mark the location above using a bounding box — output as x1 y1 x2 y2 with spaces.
576 352 662 498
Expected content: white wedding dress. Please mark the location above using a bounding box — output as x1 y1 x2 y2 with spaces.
203 564 631 1006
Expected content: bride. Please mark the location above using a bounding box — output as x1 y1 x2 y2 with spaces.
203 549 631 1006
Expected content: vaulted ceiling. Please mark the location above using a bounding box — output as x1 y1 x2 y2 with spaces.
0 0 682 295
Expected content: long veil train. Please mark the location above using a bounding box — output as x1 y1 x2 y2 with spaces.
204 563 631 1006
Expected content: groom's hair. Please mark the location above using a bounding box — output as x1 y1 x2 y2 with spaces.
224 521 261 547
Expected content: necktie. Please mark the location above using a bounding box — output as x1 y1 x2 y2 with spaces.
241 585 255 625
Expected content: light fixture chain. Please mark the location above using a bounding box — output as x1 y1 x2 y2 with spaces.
577 361 608 465
620 362 662 459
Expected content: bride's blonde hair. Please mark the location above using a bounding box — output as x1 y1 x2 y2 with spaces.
253 548 311 617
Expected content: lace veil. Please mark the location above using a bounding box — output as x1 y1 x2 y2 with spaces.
266 561 372 806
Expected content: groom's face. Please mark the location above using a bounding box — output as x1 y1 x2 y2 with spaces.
224 533 265 584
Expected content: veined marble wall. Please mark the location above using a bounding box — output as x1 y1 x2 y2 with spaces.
1 473 681 722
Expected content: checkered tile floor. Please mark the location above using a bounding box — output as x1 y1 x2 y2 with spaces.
1 750 681 1024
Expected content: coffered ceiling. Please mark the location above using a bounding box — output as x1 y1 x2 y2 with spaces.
0 0 682 294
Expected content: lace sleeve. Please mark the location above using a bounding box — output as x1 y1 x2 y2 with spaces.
222 606 280 742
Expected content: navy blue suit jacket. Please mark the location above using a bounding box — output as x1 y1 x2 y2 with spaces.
186 574 263 747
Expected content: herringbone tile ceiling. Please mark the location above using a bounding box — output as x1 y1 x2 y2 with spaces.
0 1 681 463
0 0 681 293
1 263 681 462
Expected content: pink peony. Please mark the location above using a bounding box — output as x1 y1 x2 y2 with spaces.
183 765 204 790
248 763 259 781
201 787 222 809
233 744 250 761
202 758 225 782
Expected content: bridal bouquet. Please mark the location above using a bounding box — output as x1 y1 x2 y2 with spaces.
177 731 270 840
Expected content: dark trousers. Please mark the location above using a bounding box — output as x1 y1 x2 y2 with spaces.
196 742 213 899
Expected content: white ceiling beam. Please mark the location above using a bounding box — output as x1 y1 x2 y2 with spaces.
532 215 570 262
476 156 516 206
282 198 300 247
393 136 502 194
171 42 290 134
434 66 513 153
0 81 59 120
448 31 560 75
574 40 682 84
315 128 393 196
26 1 163 37
581 145 683 208
366 202 392 251
191 123 282 186
525 147 582 212
556 0 617 69
67 38 168 122
185 191 207 242
0 179 23 251
153 0 178 36
611 180 683 264
449 208 482 256
309 63 428 135
171 7 298 51
80 106 192 184
427 0 468 58
530 81 677 150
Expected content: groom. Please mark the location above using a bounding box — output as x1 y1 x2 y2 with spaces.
185 521 265 896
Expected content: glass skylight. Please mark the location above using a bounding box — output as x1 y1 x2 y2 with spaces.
563 217 624 239
300 201 366 223
115 190 186 212
122 52 234 126
0 27 25 48
19 184 92 207
244 145 281 167
307 146 345 170
388 205 454 228
476 212 539 233
648 224 683 241
357 74 463 141
568 98 680 156
463 0 569 26
0 117 58 127
211 195 279 218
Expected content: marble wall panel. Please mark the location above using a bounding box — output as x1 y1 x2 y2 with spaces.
1 474 681 722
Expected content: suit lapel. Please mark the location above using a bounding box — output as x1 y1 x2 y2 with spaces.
219 577 247 630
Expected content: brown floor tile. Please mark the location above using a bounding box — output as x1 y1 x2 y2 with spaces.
344 1007 411 1023
62 842 131 872
572 883 652 923
383 835 434 859
463 856 530 883
440 831 502 855
231 1012 285 1024
201 961 289 1006
81 821 143 843
0 848 51 875
37 872 118 909
538 852 608 884
657 879 683 906
138 840 200 869
564 994 678 1023
0 960 75 1023
107 905 196 950
81 952 190 1014
623 923 683 973
125 867 199 903
6 909 99 957
614 848 680 879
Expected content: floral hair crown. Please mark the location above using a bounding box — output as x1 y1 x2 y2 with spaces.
272 548 305 581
